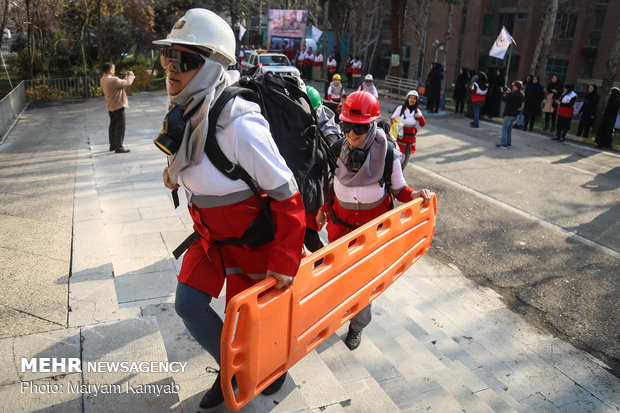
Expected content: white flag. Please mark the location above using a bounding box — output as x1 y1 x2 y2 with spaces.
239 24 246 41
489 26 515 59
312 25 323 42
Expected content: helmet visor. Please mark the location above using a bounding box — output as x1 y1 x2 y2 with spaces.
160 48 205 72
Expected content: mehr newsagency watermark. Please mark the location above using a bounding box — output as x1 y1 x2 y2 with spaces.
20 358 184 395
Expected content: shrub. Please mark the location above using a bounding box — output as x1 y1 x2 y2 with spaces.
25 85 68 100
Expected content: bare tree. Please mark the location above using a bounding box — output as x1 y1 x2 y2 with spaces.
390 0 406 77
0 0 9 51
407 0 431 82
529 0 558 78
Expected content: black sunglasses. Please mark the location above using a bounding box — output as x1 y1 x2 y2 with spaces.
341 122 370 135
160 48 205 72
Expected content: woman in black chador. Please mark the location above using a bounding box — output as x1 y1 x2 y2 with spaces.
453 67 470 114
595 87 619 149
576 84 600 138
523 75 545 132
426 62 444 113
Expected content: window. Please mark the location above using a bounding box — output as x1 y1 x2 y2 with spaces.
556 13 577 39
498 13 515 34
547 59 569 78
516 12 527 21
482 14 494 35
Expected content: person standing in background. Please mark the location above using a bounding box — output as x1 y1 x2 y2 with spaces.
595 87 620 149
453 67 469 114
345 56 354 88
554 84 577 142
100 62 135 153
522 75 545 132
352 57 363 89
470 71 488 128
497 81 525 149
425 63 443 113
543 74 562 131
576 84 600 138
313 49 324 81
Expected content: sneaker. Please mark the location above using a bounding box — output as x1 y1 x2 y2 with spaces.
495 144 503 148
200 372 225 409
470 124 479 128
261 372 287 395
115 147 130 153
559 138 566 142
344 326 363 350
499 145 508 150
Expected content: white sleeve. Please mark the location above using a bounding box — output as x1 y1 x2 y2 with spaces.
390 155 408 192
228 112 295 193
391 106 402 120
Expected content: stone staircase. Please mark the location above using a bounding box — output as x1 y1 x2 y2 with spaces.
5 94 617 412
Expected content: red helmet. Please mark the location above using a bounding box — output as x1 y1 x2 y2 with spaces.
339 90 381 124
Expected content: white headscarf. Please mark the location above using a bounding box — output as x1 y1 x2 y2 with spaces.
164 57 240 184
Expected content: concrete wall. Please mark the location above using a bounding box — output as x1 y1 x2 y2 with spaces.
0 81 26 139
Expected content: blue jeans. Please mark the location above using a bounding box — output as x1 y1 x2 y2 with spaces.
175 282 224 363
473 103 482 126
501 115 517 146
515 110 524 126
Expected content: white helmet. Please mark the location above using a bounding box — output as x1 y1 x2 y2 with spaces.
406 90 419 98
153 9 236 66
365 74 373 81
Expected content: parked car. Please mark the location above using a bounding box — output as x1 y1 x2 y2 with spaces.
240 50 300 78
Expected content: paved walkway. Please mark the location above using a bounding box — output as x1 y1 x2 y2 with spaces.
0 92 618 412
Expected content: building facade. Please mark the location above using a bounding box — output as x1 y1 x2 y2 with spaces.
374 0 620 91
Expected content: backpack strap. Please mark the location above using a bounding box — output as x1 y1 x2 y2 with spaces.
380 144 395 210
172 86 275 259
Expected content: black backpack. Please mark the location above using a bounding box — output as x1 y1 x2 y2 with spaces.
173 69 337 258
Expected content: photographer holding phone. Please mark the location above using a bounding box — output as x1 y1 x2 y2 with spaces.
100 62 135 153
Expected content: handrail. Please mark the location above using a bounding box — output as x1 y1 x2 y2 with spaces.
23 77 102 101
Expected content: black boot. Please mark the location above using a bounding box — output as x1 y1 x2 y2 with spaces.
344 325 363 350
262 372 287 395
200 372 227 409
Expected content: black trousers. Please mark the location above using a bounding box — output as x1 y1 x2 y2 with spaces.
108 108 125 150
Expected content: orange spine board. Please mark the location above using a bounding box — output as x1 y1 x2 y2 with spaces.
221 195 437 410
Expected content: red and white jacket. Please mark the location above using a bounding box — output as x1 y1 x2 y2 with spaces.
352 59 363 77
327 82 346 102
314 53 323 67
304 52 315 67
471 82 487 104
178 98 305 302
326 58 337 75
557 90 577 118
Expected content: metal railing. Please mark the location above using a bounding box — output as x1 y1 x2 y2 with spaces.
23 77 102 101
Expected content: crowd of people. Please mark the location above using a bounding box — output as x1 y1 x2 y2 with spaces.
451 67 618 149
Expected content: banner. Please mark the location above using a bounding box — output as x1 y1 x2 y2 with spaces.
268 10 307 39
239 24 246 41
489 26 515 59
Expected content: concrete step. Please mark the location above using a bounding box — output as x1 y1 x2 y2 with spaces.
69 137 119 328
80 316 180 412
144 300 351 412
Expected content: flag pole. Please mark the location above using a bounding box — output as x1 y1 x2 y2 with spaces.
504 44 512 87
